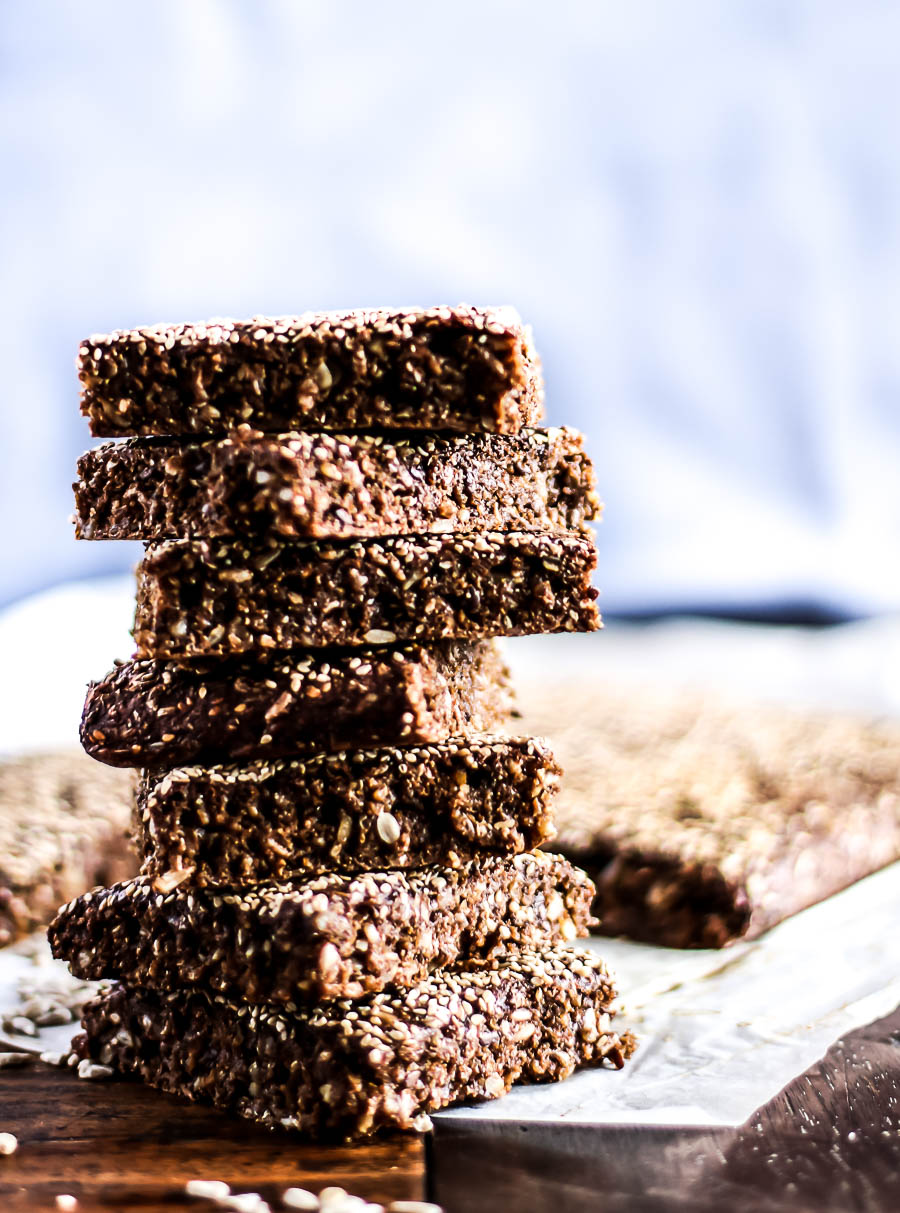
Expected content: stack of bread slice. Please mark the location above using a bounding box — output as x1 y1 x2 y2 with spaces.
50 305 634 1140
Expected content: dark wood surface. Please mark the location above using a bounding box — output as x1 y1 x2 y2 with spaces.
0 1066 424 1211
429 1005 900 1213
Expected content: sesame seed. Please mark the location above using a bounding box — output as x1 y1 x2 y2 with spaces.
185 1179 231 1201
375 812 401 845
282 1189 320 1211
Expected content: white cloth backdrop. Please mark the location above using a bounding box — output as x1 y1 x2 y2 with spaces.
2 0 900 615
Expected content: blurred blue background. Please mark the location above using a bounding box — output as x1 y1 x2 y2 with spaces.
2 0 900 619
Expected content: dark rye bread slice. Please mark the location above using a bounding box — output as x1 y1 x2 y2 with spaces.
136 734 560 886
81 640 513 769
524 680 900 948
49 851 595 1003
78 304 545 438
73 948 634 1141
73 427 600 542
133 531 600 658
0 751 136 947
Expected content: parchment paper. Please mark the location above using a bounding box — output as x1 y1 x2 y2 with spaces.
439 860 900 1127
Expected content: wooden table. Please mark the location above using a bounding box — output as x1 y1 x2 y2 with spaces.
0 1067 424 1211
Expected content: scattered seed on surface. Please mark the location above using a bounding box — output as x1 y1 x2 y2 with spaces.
40 1051 69 1068
221 1193 271 1213
4 1016 37 1038
326 1198 368 1213
0 1132 18 1155
55 1197 78 1211
282 1189 320 1211
185 1179 231 1201
35 1007 74 1027
76 1059 114 1081
317 1189 348 1206
318 1189 366 1211
0 1052 33 1069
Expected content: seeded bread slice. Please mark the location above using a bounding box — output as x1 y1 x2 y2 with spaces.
73 427 600 542
136 734 560 886
49 852 595 1004
81 640 513 769
133 531 600 658
529 681 900 947
73 947 633 1141
78 304 544 438
0 751 135 947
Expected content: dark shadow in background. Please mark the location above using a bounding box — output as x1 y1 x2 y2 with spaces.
612 601 861 628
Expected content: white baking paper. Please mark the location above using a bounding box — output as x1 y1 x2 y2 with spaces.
438 860 900 1127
